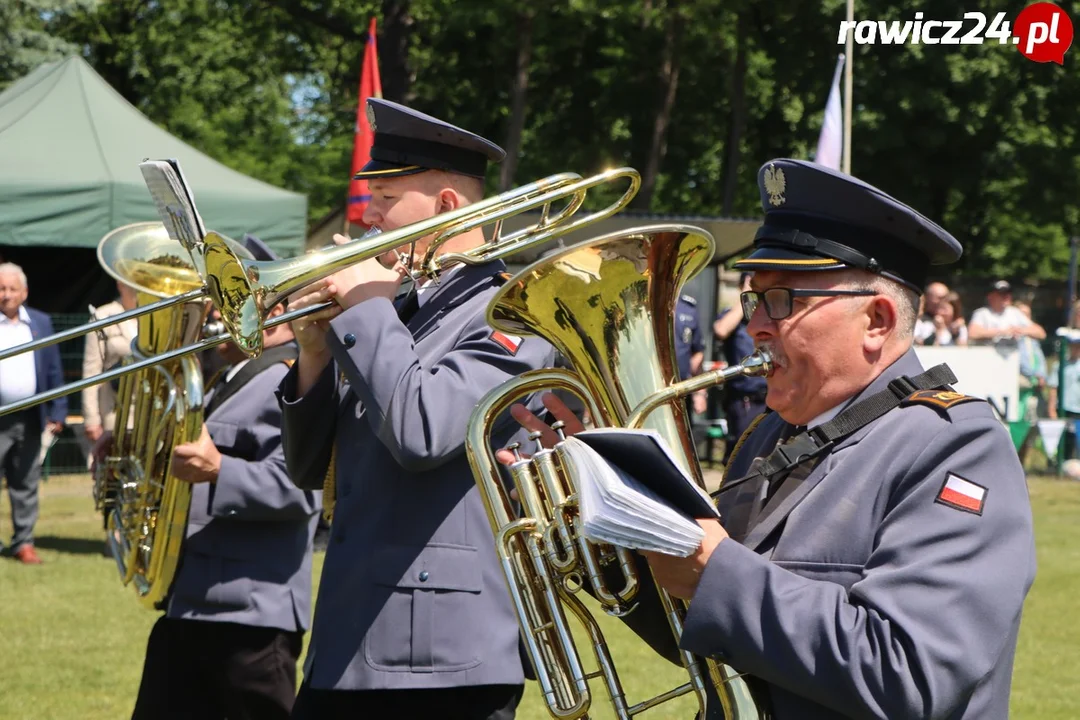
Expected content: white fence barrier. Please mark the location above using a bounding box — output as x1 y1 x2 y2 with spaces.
914 346 1021 422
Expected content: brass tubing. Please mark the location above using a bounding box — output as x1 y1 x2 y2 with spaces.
0 302 298 418
0 289 204 362
625 351 772 430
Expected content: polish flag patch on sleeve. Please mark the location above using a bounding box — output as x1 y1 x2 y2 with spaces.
935 473 987 515
490 330 523 355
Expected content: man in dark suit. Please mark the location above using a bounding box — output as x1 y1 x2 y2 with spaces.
280 99 554 720
130 236 321 720
0 262 66 565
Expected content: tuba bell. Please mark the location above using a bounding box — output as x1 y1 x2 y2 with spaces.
93 222 247 608
466 224 772 719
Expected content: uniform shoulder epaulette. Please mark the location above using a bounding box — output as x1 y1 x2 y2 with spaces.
902 389 984 411
680 294 697 306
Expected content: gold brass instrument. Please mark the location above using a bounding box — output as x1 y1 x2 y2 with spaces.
465 225 773 719
93 222 243 606
194 167 640 357
0 168 641 419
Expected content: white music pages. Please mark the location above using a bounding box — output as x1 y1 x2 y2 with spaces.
556 428 720 557
138 159 207 250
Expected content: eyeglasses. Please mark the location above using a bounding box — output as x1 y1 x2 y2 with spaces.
741 288 878 321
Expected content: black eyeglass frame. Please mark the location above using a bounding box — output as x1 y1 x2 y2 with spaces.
741 288 878 321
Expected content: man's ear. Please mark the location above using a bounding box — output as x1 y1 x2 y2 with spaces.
864 295 897 352
437 187 463 214
266 302 286 319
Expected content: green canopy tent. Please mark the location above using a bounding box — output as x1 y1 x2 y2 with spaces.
0 56 307 312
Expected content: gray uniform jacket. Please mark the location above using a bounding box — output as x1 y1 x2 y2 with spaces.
279 260 555 691
681 348 1036 720
168 357 322 633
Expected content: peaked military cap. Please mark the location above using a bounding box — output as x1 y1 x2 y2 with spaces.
354 98 505 180
734 159 963 293
242 233 278 262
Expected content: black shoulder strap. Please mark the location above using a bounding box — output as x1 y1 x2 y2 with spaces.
755 363 958 479
205 343 298 418
810 363 958 443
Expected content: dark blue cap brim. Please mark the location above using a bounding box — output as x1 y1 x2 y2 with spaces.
353 159 427 180
733 246 848 272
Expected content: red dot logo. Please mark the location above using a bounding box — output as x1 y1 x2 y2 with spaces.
1014 3 1073 64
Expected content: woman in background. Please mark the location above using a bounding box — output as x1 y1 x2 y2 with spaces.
930 291 968 346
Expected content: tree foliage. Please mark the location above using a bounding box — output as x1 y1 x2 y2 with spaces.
13 0 1080 278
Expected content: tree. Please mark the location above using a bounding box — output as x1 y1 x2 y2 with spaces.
14 0 1076 282
0 0 91 90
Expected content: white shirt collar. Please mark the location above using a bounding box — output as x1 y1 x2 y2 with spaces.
2 306 31 325
225 359 250 383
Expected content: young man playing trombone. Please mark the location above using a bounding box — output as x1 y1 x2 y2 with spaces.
279 98 554 719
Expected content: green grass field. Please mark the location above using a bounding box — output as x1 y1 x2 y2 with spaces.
0 474 1076 720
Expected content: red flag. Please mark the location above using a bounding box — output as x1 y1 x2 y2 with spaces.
346 18 382 227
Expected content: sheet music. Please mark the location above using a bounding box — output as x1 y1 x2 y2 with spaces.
138 159 207 251
559 433 707 557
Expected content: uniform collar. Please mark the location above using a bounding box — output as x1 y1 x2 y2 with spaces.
808 399 850 430
401 259 509 343
806 347 924 430
416 264 464 308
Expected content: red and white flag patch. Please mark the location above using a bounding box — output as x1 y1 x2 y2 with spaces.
936 473 987 515
490 331 523 355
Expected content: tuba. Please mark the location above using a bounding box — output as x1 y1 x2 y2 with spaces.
466 225 772 719
92 222 245 608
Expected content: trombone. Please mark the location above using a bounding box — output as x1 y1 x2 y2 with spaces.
0 167 640 418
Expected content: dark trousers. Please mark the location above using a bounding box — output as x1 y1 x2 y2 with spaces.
723 395 768 464
132 616 303 720
0 410 42 552
291 681 524 720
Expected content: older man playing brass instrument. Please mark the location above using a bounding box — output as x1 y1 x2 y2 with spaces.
508 159 1035 720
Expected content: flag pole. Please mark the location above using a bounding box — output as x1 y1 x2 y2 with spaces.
843 0 854 173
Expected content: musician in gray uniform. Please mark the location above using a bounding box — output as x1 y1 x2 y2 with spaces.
639 159 1037 719
131 236 321 720
279 98 555 719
